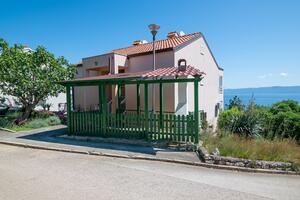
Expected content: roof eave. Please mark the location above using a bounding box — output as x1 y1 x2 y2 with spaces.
173 33 202 52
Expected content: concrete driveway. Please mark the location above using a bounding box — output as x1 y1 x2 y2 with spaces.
0 126 200 162
0 144 299 200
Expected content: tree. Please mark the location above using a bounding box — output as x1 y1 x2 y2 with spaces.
270 100 300 114
228 96 244 110
0 39 76 120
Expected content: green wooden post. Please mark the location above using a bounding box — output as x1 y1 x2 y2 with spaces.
66 85 72 135
98 84 103 113
136 83 140 115
98 84 103 134
117 84 122 113
102 84 107 134
194 79 199 144
144 83 149 139
99 83 106 134
102 84 107 114
159 82 164 128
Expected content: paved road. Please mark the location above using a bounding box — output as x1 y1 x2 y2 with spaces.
0 144 299 200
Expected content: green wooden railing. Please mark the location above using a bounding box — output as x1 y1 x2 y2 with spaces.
69 111 198 143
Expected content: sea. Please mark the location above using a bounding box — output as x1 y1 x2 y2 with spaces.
224 86 300 108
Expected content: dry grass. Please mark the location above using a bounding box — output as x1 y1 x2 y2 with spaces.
202 133 300 168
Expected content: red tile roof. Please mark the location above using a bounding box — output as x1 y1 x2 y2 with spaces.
142 66 205 78
112 32 201 56
72 70 150 81
67 66 204 83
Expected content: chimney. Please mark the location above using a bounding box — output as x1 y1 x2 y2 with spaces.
178 59 187 71
167 31 179 39
133 40 143 45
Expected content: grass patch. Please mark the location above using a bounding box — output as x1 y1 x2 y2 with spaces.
9 116 61 131
202 133 300 167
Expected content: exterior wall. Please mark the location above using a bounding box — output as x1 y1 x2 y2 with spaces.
73 53 127 111
174 37 224 128
72 35 224 128
113 54 128 73
82 53 111 70
125 51 175 113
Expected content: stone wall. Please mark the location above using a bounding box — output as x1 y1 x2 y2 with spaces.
197 146 295 171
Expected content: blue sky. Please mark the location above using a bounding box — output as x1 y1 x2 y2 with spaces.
1 0 299 89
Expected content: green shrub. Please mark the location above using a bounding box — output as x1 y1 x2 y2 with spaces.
31 110 55 118
25 119 49 129
267 100 300 143
218 107 243 132
45 116 61 126
270 111 300 141
217 107 261 137
219 98 300 143
270 100 299 114
0 117 10 127
5 111 23 121
13 116 61 130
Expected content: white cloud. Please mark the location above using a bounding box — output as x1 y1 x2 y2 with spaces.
258 72 288 79
258 75 267 79
280 72 288 77
258 73 273 79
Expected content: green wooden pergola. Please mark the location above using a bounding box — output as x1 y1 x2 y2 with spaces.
60 67 204 144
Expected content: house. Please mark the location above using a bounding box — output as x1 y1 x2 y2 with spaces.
73 31 223 128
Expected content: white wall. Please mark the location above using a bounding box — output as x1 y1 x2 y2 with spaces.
113 54 127 73
174 37 224 127
36 93 66 111
2 93 66 112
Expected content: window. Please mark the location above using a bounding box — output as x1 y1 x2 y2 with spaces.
118 69 125 73
219 76 223 93
94 61 98 66
215 103 220 117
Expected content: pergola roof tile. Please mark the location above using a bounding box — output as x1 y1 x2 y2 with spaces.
64 66 205 84
142 66 205 78
70 71 149 82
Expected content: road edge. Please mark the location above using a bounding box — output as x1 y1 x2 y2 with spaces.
0 140 299 176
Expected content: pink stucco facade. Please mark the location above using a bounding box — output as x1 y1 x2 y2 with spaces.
73 32 223 128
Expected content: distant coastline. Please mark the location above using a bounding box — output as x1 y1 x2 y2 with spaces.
224 86 300 107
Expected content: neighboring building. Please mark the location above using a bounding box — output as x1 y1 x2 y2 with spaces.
74 32 224 128
0 93 66 112
36 93 66 111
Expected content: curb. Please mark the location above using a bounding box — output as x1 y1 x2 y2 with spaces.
17 125 67 134
0 140 299 176
0 127 16 133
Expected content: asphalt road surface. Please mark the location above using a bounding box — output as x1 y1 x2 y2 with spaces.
0 144 299 200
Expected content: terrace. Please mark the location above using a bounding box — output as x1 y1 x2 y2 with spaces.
60 66 204 144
